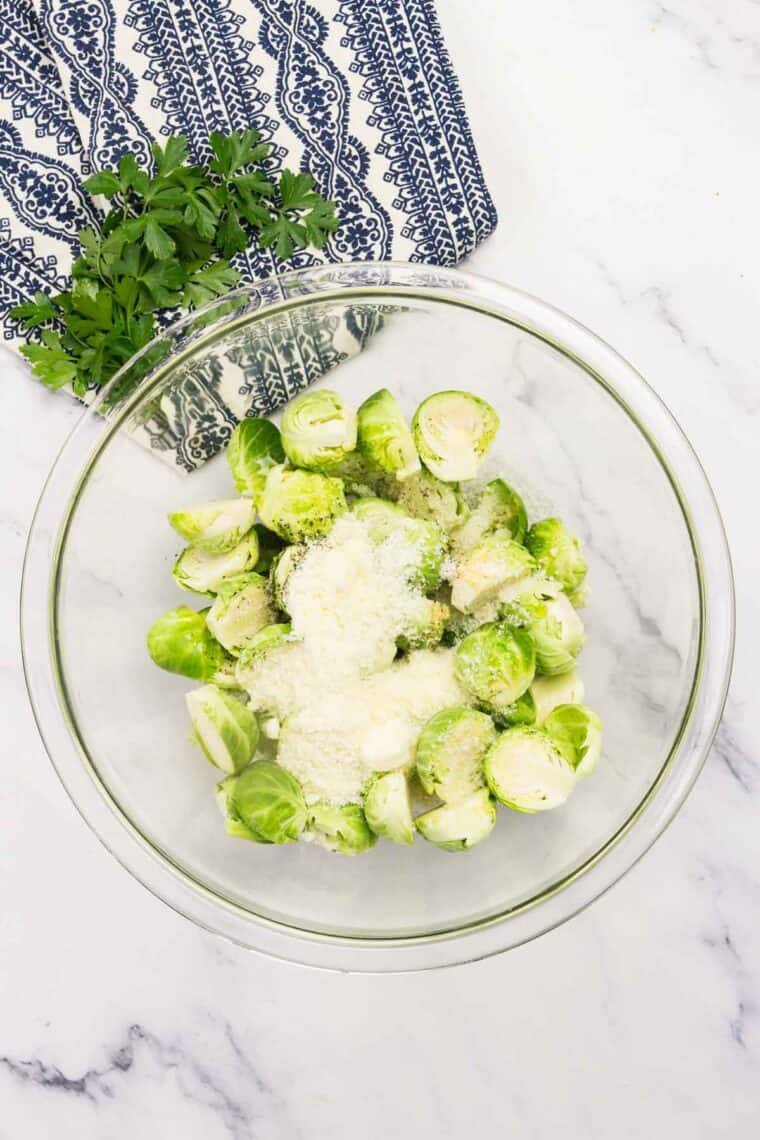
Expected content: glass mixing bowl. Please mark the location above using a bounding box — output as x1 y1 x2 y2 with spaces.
21 263 734 971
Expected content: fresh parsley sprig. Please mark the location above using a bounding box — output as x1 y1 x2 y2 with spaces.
11 131 339 397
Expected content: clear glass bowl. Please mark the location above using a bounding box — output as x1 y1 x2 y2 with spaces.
21 263 734 971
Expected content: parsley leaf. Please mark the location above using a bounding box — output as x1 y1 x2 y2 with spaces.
10 130 340 399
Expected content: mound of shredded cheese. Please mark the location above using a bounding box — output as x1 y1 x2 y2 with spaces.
238 515 469 803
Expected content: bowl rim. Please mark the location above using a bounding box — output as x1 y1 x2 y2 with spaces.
20 261 735 972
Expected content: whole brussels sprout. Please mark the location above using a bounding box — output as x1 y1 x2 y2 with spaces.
450 531 535 613
147 605 229 681
415 706 496 802
186 685 259 774
525 517 587 595
258 464 346 542
357 388 421 481
168 498 256 554
455 622 536 714
543 704 603 777
363 771 415 845
231 760 307 844
530 670 585 725
412 391 498 482
307 802 377 854
483 727 576 812
415 789 496 852
281 388 358 472
395 469 468 532
206 572 275 654
501 589 584 676
172 530 259 596
226 418 285 504
451 477 528 552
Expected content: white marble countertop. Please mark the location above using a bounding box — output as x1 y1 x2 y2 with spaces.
1 1 758 1134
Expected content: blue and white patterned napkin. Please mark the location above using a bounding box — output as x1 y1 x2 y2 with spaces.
0 0 496 467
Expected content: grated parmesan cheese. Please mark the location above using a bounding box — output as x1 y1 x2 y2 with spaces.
238 515 470 804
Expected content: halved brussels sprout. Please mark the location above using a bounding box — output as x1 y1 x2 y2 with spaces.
363 771 415 845
397 598 450 651
395 469 468 532
401 518 447 592
214 775 270 842
451 477 528 552
543 704 602 777
226 418 285 503
530 670 585 725
350 496 408 542
211 659 247 692
450 531 535 613
205 572 274 655
415 707 495 802
307 802 377 854
483 727 576 812
269 545 305 610
258 464 346 542
412 391 498 482
501 589 585 676
525 517 587 595
253 524 286 574
455 622 536 714
147 605 229 681
231 760 307 844
357 388 421 481
186 685 259 774
236 623 293 672
168 498 256 554
172 530 259 596
415 788 496 851
329 449 385 497
281 388 358 472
